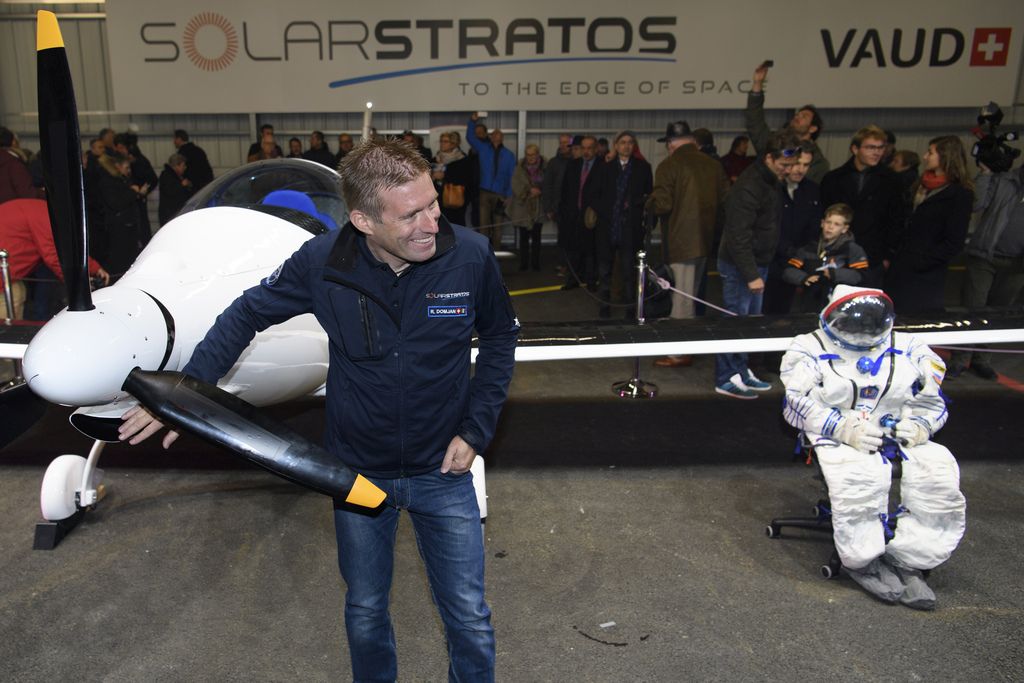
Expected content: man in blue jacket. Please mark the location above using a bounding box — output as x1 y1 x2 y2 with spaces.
467 112 515 249
120 138 519 682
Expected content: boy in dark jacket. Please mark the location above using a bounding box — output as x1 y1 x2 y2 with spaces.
783 203 869 312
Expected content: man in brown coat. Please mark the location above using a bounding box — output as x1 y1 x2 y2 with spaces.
646 121 729 367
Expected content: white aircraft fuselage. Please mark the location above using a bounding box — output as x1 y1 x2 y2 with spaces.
23 206 328 410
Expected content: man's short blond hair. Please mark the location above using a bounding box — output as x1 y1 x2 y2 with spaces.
338 138 431 222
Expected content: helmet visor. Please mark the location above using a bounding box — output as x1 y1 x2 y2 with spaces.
822 291 894 349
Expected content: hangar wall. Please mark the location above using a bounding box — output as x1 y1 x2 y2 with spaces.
2 3 1022 180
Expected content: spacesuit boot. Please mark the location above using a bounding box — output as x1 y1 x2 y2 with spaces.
886 559 936 611
843 558 904 604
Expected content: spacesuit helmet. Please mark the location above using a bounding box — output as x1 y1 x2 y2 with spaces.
819 285 895 350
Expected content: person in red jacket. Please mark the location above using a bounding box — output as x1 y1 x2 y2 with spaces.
0 198 108 319
1 127 45 204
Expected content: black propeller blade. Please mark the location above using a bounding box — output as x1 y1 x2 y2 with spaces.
122 369 386 509
36 10 92 312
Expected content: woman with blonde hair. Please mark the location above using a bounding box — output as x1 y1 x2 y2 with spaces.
431 130 472 226
885 135 974 313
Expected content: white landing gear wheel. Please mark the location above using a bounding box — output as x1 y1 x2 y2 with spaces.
35 441 106 549
40 454 87 521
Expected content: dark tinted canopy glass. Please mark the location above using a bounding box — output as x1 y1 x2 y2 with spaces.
180 158 347 233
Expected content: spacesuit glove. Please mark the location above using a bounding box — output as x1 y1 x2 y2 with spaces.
836 416 884 453
894 419 929 447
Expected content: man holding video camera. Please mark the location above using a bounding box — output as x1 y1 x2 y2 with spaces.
947 157 1024 379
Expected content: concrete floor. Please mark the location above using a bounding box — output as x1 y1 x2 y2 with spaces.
3 247 1024 681
2 463 1023 682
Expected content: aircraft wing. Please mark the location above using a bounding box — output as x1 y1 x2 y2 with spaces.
504 312 1024 362
0 321 43 361
10 310 1023 366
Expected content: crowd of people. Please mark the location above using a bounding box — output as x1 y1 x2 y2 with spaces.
0 122 339 310
2 61 1022 359
426 65 1011 405
421 93 1014 398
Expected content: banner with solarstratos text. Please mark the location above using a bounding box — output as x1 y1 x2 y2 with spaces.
104 0 1022 113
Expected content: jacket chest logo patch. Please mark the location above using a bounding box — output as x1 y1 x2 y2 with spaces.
428 305 468 318
426 291 470 300
859 386 880 399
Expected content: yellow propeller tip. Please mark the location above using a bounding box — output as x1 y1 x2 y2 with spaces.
37 10 64 51
344 474 387 509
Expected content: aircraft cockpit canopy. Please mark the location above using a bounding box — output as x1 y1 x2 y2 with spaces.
179 158 348 235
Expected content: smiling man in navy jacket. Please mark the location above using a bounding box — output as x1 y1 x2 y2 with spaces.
121 138 519 682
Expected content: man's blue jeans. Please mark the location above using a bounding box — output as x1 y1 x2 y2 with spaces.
715 259 768 386
333 468 494 683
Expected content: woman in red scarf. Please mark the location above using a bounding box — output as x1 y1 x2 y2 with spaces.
885 135 974 314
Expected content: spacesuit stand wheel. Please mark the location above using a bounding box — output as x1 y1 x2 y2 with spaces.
35 439 106 550
767 507 843 579
612 247 658 399
766 442 843 578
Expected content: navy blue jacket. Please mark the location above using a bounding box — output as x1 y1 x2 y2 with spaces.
183 218 519 478
776 179 823 263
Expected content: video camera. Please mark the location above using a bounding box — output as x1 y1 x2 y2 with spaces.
971 102 1020 173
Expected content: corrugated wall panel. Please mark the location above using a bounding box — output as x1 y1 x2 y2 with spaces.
2 6 1020 176
0 21 21 114
71 17 112 112
0 4 108 112
8 16 38 115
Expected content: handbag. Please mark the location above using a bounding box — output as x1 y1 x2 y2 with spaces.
442 183 466 209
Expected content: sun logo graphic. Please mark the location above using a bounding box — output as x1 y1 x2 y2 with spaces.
182 12 238 72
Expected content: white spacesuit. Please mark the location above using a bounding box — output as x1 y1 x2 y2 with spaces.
780 285 966 609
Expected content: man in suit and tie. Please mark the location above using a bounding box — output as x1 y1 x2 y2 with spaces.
559 135 601 290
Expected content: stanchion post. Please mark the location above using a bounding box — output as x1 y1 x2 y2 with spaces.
635 248 647 326
0 247 24 379
1 249 14 324
611 225 658 399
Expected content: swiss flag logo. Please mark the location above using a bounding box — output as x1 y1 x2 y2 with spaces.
970 28 1012 66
